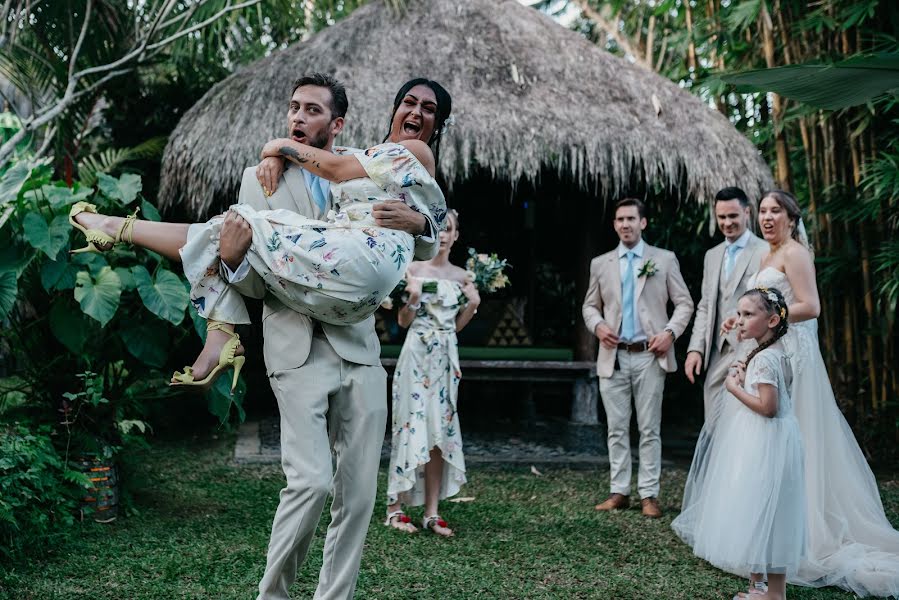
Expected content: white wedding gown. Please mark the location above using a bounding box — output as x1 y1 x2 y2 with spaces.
752 267 899 597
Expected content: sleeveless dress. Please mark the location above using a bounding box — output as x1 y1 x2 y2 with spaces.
672 343 807 577
180 143 446 326
387 279 467 506
749 267 899 597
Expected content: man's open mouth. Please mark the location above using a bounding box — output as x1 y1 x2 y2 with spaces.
291 128 306 142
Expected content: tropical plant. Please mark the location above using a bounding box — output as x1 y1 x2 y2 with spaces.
0 158 246 426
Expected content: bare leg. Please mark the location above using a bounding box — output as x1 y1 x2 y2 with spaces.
182 323 245 383
385 500 417 533
423 447 453 537
762 574 785 600
73 212 190 262
74 211 242 381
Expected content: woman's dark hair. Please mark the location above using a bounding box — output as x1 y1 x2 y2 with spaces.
760 189 802 242
742 286 790 364
384 78 452 163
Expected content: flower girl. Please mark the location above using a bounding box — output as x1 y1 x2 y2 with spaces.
672 287 806 600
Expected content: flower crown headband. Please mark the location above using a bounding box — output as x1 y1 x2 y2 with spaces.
754 285 787 320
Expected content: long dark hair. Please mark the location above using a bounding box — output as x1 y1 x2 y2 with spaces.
742 286 790 365
384 78 452 163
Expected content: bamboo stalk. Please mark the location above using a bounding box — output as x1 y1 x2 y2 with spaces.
759 2 791 189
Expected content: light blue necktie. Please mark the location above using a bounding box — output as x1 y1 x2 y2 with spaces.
621 251 636 341
308 174 327 212
724 243 739 279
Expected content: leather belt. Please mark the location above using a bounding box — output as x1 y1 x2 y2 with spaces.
617 341 648 352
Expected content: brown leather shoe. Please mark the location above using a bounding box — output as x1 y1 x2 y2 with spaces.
641 497 663 518
594 493 630 511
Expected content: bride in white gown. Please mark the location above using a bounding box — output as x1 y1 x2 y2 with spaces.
723 190 899 598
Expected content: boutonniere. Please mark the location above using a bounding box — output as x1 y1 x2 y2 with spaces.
638 259 658 278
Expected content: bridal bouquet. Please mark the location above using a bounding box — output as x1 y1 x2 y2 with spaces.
465 247 510 293
380 248 510 310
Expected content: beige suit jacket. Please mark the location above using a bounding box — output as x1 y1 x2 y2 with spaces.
230 162 437 374
686 234 766 369
582 243 694 378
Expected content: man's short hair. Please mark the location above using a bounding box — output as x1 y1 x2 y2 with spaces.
714 186 750 208
615 197 646 219
291 73 349 119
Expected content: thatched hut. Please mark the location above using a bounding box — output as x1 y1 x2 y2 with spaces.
159 0 772 368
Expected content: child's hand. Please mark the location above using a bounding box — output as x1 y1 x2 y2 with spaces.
725 362 746 393
720 315 738 338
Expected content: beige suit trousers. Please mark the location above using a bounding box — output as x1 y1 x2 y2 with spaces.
257 331 387 600
599 349 667 499
703 342 733 430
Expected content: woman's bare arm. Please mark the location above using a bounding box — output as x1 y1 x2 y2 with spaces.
261 138 436 182
783 243 820 322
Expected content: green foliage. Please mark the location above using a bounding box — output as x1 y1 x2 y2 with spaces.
723 52 899 110
0 158 246 432
0 423 87 560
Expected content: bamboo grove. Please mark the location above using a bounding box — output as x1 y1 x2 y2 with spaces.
540 0 898 453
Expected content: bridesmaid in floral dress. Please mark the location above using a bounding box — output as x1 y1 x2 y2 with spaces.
385 210 480 537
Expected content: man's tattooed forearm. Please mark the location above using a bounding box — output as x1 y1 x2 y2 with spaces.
279 146 321 169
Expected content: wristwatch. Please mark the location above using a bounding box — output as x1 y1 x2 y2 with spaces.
664 328 676 340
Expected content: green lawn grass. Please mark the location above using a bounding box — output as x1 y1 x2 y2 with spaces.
2 434 897 600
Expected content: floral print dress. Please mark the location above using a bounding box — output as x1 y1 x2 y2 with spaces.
180 142 446 326
387 279 467 506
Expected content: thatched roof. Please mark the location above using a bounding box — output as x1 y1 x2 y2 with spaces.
159 0 773 218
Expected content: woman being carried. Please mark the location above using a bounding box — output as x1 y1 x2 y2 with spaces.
69 78 452 390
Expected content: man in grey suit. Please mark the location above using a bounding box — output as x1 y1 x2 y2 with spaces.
684 187 766 429
218 73 437 600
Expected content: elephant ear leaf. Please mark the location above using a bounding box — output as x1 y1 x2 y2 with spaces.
0 270 17 320
74 267 122 327
97 173 142 205
131 266 189 325
23 213 70 258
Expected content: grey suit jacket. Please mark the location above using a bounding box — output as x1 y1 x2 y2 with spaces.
687 233 766 368
582 243 694 378
229 161 438 374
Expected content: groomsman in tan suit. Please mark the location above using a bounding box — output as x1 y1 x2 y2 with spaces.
684 187 766 429
218 74 437 600
583 198 693 518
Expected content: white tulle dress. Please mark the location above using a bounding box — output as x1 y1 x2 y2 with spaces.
672 342 807 577
749 267 899 597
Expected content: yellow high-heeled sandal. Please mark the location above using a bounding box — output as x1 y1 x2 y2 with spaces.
170 322 245 392
69 202 140 254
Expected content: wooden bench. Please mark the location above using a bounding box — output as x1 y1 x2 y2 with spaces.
380 347 599 424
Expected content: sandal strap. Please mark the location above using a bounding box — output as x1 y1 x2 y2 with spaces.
422 514 448 529
206 320 240 364
384 510 412 526
115 207 140 245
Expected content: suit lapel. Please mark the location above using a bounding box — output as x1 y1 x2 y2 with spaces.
724 240 756 299
710 243 725 298
635 245 651 303
282 165 319 218
606 253 621 305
